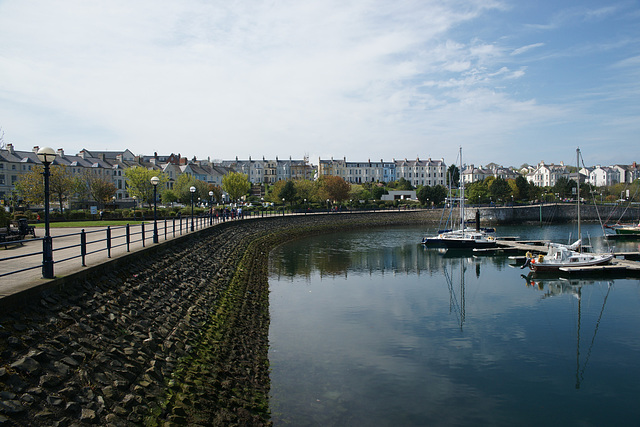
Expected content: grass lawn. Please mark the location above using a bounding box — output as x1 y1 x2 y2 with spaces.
33 220 149 228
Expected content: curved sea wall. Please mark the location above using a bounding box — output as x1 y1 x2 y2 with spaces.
0 211 436 426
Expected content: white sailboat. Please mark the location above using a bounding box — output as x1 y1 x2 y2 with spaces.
525 148 613 272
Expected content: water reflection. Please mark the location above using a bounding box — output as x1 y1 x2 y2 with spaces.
523 277 613 389
269 226 640 426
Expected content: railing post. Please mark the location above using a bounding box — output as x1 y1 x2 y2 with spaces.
81 229 87 267
126 224 130 252
106 226 112 258
173 217 176 237
141 222 145 247
164 218 167 240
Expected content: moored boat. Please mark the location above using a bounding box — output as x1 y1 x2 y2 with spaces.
523 240 613 272
421 147 497 250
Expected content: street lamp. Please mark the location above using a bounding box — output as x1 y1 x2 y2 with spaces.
150 176 159 243
209 190 214 225
132 196 137 220
282 198 285 216
190 186 196 231
37 147 56 279
112 195 116 210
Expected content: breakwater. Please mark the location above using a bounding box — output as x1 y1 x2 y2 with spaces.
0 211 435 426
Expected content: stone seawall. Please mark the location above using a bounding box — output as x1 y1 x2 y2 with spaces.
477 203 640 225
0 211 436 426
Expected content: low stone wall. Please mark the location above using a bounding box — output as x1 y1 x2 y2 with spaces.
477 204 640 225
0 211 435 426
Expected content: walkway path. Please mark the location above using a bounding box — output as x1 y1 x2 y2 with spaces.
0 220 205 300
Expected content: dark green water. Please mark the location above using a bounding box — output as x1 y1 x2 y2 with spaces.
268 224 640 426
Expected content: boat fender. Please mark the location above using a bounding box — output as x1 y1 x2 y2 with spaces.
538 254 544 262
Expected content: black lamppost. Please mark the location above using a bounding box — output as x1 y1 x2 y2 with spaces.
37 147 56 279
132 196 137 220
209 190 214 225
282 198 285 216
190 186 196 231
151 176 159 243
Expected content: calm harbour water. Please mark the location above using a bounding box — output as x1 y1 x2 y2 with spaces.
268 224 640 426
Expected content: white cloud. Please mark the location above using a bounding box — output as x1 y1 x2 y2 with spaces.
0 0 637 166
511 43 545 56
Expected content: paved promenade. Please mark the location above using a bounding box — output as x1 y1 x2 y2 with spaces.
0 219 206 301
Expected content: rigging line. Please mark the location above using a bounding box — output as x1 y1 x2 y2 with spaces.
579 152 612 250
578 282 613 386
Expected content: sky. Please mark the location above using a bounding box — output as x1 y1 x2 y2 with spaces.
0 0 639 169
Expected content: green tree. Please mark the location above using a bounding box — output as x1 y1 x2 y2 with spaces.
552 176 576 198
489 177 511 202
417 185 447 206
293 179 317 204
16 164 76 213
391 177 413 191
161 189 178 206
447 165 460 187
278 180 297 205
371 185 387 200
466 181 489 204
222 172 251 203
514 176 529 201
124 167 167 207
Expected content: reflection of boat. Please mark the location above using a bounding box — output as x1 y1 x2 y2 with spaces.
443 259 468 330
422 147 497 250
523 148 613 272
523 276 612 389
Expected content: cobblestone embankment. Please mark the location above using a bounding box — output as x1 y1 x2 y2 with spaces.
0 211 434 426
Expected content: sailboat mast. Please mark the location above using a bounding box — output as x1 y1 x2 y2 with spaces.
460 147 464 233
577 147 581 249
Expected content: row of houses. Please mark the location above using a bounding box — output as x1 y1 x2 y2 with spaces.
1 143 639 204
521 160 640 188
317 157 448 187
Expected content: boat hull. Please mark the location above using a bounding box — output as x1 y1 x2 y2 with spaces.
530 254 614 272
615 227 640 235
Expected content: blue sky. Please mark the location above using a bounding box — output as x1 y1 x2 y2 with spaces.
0 0 638 168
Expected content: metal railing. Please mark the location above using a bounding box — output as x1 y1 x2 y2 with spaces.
0 214 221 279
0 206 424 280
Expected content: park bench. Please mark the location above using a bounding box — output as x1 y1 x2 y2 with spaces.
0 219 36 248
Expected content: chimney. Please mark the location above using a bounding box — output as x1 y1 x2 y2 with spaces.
6 143 14 153
32 146 40 153
57 148 64 156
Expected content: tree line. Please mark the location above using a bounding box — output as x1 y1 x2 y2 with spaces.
11 163 640 215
